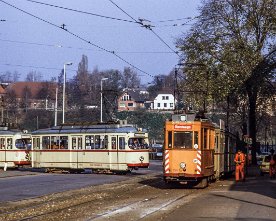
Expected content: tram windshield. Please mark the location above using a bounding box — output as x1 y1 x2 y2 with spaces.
174 131 193 149
128 138 148 149
15 138 31 150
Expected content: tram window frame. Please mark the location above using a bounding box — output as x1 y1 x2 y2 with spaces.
194 131 199 148
33 137 40 149
100 135 108 149
111 137 117 150
174 131 193 149
119 137 125 150
51 136 60 149
95 135 101 149
15 139 27 149
42 136 50 149
72 137 77 150
201 128 208 149
85 135 94 149
0 138 5 149
78 137 82 150
168 131 172 148
7 138 12 149
60 136 68 149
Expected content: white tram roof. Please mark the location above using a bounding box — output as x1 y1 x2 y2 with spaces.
0 127 30 136
32 123 147 135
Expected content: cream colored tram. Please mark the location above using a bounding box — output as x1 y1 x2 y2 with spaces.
31 122 149 173
0 127 32 168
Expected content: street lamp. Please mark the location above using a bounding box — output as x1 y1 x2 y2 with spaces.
62 62 72 124
100 77 108 123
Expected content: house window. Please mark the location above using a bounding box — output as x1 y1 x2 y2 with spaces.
128 103 133 107
166 96 169 100
119 103 126 107
164 103 167 108
170 103 173 107
122 95 130 101
162 96 165 100
157 103 160 107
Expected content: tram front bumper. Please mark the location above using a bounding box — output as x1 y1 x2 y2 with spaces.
127 163 149 169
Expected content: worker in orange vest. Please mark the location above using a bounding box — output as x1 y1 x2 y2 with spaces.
234 149 246 182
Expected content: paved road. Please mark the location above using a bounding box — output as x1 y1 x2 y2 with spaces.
162 166 276 221
0 160 162 202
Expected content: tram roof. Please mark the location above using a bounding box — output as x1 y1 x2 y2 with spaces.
31 123 147 135
0 129 29 136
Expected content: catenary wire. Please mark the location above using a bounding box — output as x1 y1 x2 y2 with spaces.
21 0 137 24
0 0 154 78
0 38 174 54
107 0 179 56
19 0 198 25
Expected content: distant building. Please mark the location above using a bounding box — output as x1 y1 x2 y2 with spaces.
117 89 149 111
153 93 175 110
3 82 57 110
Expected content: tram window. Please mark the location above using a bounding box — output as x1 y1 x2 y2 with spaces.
100 135 108 149
201 128 208 149
128 138 148 149
7 138 12 149
85 135 94 149
194 131 198 148
51 136 60 149
95 135 101 149
42 136 50 149
72 137 77 149
168 131 172 148
78 137 82 150
60 136 68 149
174 132 192 149
0 138 5 149
111 137 117 149
119 137 125 150
15 139 27 149
33 138 40 149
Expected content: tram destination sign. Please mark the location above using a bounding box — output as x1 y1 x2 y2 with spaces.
174 125 192 130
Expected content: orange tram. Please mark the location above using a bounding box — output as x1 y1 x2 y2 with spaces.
163 113 236 188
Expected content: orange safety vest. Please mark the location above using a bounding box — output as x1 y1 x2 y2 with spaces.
234 152 245 165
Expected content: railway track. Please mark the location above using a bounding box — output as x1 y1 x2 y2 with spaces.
0 173 206 221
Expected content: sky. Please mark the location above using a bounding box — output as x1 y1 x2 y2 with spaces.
0 0 201 84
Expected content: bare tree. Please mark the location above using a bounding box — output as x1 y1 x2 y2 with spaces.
121 67 141 89
25 71 43 82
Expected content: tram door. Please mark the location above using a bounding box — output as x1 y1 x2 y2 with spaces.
71 136 83 169
109 136 119 170
32 137 40 168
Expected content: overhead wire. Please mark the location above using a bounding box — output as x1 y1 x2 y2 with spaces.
0 38 174 54
14 0 189 55
0 62 77 72
0 0 154 78
21 0 137 24
107 0 180 56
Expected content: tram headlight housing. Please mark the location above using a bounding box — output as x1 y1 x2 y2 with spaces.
179 162 186 169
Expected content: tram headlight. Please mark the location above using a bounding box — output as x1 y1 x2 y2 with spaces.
139 156 144 162
179 162 186 169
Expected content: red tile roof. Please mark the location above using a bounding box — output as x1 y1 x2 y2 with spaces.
6 82 57 99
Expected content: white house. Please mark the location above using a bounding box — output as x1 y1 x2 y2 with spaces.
153 93 175 110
